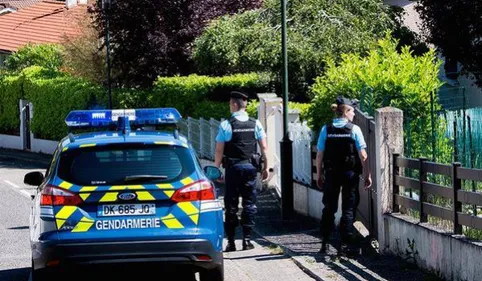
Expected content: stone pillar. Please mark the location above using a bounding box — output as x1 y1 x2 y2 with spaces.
375 107 404 252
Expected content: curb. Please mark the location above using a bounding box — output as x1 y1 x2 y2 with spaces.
0 149 51 166
252 227 326 281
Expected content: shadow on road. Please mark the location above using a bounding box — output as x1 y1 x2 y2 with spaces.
0 267 30 281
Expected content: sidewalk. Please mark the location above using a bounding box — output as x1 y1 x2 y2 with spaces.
250 188 443 281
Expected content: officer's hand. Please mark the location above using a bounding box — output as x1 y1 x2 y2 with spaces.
364 175 372 190
261 169 269 182
316 174 325 192
216 174 225 184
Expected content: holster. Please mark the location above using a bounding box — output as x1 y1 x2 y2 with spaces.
250 153 264 172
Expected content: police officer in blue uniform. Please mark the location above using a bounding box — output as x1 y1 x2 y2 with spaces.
215 91 269 252
316 96 372 254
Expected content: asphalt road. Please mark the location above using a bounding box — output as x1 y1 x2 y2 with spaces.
0 157 314 281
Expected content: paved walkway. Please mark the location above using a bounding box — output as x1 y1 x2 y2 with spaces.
249 188 443 281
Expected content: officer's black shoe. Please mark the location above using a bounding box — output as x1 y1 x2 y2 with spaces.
242 239 254 250
224 240 236 252
318 242 327 254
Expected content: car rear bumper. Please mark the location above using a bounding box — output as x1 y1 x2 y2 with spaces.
32 239 223 271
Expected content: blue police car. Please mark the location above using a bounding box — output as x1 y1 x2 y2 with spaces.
24 108 224 281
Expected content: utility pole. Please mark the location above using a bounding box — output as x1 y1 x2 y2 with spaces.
280 0 293 220
102 0 113 109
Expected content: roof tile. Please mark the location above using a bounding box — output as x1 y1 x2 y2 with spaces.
0 1 87 52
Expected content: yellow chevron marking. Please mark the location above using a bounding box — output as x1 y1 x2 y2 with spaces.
161 214 183 229
72 218 94 232
99 192 118 202
180 177 194 185
56 206 77 219
81 216 94 223
155 141 173 145
80 186 97 192
79 144 96 148
55 206 77 229
62 147 68 152
110 185 145 190
156 183 173 189
56 219 66 229
163 190 174 198
79 193 91 201
59 181 73 190
189 214 199 224
177 202 199 216
136 191 155 201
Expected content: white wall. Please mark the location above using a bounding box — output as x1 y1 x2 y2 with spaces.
0 134 22 150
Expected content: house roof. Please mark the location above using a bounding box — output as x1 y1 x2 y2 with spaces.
0 1 87 52
0 0 42 10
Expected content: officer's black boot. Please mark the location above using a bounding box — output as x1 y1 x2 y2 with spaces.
224 226 236 252
242 227 254 250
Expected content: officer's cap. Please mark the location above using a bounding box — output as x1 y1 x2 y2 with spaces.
336 96 358 107
230 91 248 101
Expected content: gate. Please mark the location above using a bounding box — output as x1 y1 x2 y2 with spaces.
353 108 378 238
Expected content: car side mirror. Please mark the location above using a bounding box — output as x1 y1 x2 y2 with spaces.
24 172 44 186
203 166 222 181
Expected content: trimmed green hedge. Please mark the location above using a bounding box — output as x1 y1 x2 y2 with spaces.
0 69 287 140
24 71 107 140
0 74 23 135
152 73 272 117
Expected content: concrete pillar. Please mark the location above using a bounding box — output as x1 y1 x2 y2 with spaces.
257 94 282 192
375 107 404 252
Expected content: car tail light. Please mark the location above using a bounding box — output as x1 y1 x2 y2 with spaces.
171 180 215 202
40 184 83 206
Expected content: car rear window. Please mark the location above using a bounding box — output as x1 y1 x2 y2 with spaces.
57 144 195 186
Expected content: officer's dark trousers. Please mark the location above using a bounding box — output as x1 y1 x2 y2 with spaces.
320 170 360 245
224 163 257 240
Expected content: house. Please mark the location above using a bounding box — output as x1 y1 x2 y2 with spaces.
0 0 88 66
384 0 482 109
0 0 43 15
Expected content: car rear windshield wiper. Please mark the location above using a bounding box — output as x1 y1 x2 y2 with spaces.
124 175 168 182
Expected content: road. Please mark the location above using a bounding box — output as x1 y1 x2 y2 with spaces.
0 157 314 281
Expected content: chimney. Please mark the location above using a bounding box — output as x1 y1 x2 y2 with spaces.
65 0 77 8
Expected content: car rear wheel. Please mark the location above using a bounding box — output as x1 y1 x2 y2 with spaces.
31 260 48 281
199 266 224 281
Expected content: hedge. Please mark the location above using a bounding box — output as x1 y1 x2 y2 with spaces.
0 74 23 135
24 74 107 140
151 72 272 117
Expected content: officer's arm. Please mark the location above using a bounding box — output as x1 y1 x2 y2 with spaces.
358 149 372 188
316 151 324 178
258 138 268 171
214 142 224 168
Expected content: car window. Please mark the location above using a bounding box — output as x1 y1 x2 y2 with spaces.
57 144 195 186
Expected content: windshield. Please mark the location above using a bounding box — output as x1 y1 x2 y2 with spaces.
57 144 195 186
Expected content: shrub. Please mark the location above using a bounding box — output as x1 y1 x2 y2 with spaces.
0 74 23 135
20 67 107 140
4 44 64 72
308 36 444 158
151 72 272 118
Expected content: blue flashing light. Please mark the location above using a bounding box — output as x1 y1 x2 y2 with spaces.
65 108 182 128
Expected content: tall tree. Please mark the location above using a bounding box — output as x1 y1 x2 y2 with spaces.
192 0 395 101
92 0 262 88
416 0 482 85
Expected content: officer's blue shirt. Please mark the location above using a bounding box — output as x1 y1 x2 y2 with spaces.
317 118 366 152
216 111 266 142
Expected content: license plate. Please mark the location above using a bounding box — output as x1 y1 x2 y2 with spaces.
98 204 156 217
